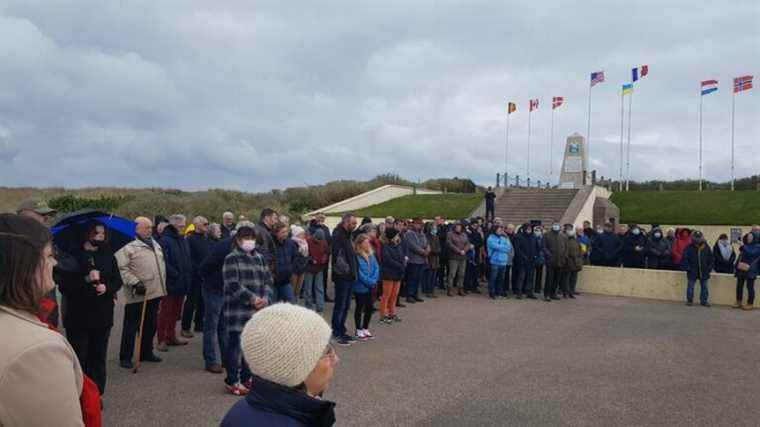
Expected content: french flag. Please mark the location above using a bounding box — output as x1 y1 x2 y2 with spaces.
632 65 649 82
701 80 718 96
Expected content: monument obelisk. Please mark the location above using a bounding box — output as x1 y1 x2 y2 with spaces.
558 133 587 189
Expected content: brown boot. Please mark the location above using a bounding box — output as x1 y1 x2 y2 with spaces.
732 301 743 309
742 304 754 311
446 288 453 297
458 289 465 296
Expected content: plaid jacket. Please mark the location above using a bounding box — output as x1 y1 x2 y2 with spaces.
223 248 274 333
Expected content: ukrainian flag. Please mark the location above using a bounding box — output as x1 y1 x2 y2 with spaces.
622 83 633 95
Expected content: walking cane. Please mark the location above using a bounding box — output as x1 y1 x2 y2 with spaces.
133 290 149 374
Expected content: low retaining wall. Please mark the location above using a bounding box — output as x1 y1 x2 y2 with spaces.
578 265 753 307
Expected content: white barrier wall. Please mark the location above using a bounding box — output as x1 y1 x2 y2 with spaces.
578 265 753 307
306 185 441 216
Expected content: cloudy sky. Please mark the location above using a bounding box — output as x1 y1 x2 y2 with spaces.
0 1 757 191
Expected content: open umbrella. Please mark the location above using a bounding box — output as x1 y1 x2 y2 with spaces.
52 209 135 253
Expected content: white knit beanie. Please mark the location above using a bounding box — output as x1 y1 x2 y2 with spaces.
290 224 305 237
241 303 332 387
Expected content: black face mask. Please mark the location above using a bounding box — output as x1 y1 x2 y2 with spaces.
90 240 105 247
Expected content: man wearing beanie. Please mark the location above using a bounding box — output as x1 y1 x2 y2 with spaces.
221 304 338 427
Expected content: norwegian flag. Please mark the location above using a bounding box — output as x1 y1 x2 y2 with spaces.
529 99 539 112
552 96 564 109
590 71 605 87
734 75 754 93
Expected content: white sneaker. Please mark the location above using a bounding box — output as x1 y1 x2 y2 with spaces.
364 329 374 339
355 330 367 340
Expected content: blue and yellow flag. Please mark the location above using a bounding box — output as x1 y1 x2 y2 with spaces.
622 83 633 95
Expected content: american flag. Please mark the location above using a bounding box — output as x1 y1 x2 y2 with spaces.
590 71 605 87
529 99 539 112
734 75 753 93
552 96 564 109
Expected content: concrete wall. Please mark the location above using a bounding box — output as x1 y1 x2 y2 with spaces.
578 265 754 307
562 185 613 229
638 224 753 247
306 185 441 217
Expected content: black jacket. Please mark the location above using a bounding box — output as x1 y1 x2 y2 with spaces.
513 231 537 269
187 233 211 287
331 225 357 282
712 243 736 274
159 225 193 296
592 232 621 267
646 235 672 269
200 237 233 295
682 242 714 280
58 244 123 329
622 233 647 268
381 242 405 281
254 223 275 267
221 223 236 239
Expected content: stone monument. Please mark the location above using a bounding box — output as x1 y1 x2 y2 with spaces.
558 133 587 189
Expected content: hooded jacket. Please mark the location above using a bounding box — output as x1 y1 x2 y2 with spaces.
159 225 193 296
622 231 647 268
646 230 672 269
682 241 714 280
381 241 406 281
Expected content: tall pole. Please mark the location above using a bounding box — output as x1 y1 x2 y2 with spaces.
527 108 532 182
730 92 736 191
619 91 625 192
698 92 703 191
625 89 633 191
586 83 592 183
549 107 555 177
505 113 510 185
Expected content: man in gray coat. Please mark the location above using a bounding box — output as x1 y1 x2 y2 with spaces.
403 218 429 303
542 221 568 301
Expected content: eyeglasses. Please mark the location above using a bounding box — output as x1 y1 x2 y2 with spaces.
321 344 339 365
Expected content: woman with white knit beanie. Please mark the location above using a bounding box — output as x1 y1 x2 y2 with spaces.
221 303 339 427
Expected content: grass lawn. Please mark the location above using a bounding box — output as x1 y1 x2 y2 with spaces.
347 193 482 219
611 191 760 225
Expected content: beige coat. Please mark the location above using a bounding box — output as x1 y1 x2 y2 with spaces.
0 305 84 426
115 238 167 305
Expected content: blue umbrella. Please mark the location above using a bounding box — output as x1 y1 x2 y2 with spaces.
52 209 135 253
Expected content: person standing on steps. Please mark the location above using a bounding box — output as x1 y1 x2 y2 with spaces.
542 222 568 302
446 221 471 296
485 187 497 222
116 217 166 370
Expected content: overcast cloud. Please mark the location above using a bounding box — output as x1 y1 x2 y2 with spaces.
0 1 757 191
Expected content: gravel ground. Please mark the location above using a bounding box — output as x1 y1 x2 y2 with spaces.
102 291 760 426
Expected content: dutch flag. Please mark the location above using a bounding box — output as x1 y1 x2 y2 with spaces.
701 80 718 96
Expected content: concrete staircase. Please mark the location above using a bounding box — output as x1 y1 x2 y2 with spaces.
493 188 580 226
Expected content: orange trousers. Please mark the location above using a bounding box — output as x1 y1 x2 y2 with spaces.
380 280 401 317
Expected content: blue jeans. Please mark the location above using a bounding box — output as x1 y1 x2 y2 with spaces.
687 277 709 304
202 288 226 368
405 263 424 298
303 272 325 312
224 331 251 386
488 265 506 297
273 283 296 303
331 279 353 338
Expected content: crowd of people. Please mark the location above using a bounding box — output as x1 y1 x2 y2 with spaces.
1 197 759 426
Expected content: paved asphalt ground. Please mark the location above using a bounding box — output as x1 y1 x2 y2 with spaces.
103 292 760 426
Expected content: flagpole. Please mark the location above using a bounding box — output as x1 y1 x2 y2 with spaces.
730 91 736 191
698 90 703 192
586 82 592 184
527 108 532 183
549 106 555 177
619 91 625 192
626 89 633 191
505 112 510 185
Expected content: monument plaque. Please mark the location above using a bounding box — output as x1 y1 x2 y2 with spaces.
558 133 588 188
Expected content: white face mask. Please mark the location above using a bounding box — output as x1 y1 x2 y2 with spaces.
654 232 662 238
240 240 256 252
632 229 641 235
566 229 576 237
552 224 561 232
534 231 542 237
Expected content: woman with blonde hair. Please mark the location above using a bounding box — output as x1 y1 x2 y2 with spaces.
352 234 379 341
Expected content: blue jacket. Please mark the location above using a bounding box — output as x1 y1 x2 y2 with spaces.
273 238 307 286
159 225 193 296
200 237 233 295
682 242 714 280
534 235 545 266
221 376 336 427
487 234 511 267
737 243 760 280
353 254 379 294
